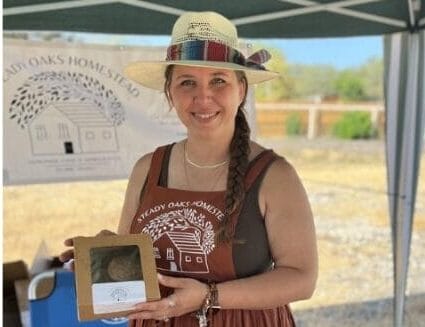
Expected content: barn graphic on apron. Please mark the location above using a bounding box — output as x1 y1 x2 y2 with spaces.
142 208 215 274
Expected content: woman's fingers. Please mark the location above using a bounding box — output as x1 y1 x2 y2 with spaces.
64 238 74 246
63 259 75 271
133 296 175 311
127 311 169 321
96 229 116 237
59 248 74 262
129 296 176 320
157 273 187 289
60 237 77 263
60 230 116 265
128 275 207 320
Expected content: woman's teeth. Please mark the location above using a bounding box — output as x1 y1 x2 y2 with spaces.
194 112 217 119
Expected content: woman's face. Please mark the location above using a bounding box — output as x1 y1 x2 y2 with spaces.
168 65 246 139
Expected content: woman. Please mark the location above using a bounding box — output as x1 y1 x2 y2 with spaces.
123 11 317 327
62 11 317 327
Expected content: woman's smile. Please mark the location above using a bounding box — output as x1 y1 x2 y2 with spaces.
191 111 220 123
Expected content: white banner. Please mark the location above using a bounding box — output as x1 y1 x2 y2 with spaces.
3 39 255 185
3 39 185 185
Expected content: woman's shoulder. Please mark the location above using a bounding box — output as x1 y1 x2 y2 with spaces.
131 142 180 179
250 141 297 185
249 141 287 163
263 159 305 205
133 151 154 172
125 152 153 191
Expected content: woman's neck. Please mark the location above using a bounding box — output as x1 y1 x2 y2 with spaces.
185 134 231 167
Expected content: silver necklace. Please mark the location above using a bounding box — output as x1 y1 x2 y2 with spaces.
183 150 227 191
184 141 228 169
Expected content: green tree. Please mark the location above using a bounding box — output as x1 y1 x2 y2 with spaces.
357 57 384 101
334 71 366 101
288 64 338 99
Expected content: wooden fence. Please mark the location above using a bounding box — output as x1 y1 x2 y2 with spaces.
255 102 385 139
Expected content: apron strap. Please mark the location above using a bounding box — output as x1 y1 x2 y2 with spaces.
244 149 278 191
145 144 171 191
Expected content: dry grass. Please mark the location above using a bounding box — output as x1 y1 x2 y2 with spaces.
3 180 128 265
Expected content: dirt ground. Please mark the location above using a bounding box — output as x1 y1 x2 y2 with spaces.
3 136 425 326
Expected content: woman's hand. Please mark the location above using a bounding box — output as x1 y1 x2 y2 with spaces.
58 229 117 270
128 274 208 321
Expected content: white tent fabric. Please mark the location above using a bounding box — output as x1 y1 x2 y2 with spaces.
384 30 425 327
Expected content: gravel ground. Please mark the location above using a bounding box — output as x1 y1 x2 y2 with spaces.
292 211 425 327
257 137 425 327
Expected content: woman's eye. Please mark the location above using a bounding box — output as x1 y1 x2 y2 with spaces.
211 78 226 86
181 80 195 87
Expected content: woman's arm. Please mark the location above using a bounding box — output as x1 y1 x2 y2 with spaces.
215 157 318 309
117 153 153 235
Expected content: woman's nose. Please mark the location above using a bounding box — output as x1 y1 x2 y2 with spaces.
193 84 213 103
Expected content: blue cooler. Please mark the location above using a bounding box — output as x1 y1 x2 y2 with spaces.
29 269 128 326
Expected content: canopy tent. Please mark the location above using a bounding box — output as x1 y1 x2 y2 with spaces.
3 1 425 326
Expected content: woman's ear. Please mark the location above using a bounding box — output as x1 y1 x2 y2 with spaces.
239 79 248 105
165 88 174 110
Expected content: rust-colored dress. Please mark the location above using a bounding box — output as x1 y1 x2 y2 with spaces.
129 144 295 327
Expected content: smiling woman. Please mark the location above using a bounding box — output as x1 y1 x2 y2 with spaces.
60 10 318 327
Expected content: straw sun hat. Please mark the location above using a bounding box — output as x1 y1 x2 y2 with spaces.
124 11 279 90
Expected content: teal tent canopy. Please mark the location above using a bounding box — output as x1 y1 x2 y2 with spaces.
3 0 424 37
3 1 425 326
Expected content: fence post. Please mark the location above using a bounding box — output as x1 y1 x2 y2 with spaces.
370 107 379 131
307 96 321 139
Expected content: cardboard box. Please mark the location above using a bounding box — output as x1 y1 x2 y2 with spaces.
73 234 160 321
3 260 29 327
14 279 31 327
3 241 70 327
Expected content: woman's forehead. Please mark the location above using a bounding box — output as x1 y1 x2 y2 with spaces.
172 65 235 77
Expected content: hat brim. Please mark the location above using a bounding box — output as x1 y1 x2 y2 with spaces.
124 60 279 91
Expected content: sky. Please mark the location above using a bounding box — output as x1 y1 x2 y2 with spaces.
71 33 383 71
265 36 383 70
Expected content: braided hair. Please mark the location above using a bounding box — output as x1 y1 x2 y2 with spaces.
219 71 250 242
164 66 250 243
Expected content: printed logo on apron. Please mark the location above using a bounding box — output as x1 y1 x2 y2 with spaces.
139 201 224 274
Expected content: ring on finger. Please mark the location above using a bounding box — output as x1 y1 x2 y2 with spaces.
167 295 176 308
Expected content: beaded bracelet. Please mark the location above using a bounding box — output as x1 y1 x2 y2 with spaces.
209 282 220 308
195 282 220 327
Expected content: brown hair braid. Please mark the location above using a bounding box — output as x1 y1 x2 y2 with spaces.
164 66 250 243
218 71 250 242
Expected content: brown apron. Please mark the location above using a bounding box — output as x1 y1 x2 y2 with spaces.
129 145 295 327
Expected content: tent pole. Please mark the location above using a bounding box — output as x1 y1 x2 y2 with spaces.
387 30 424 327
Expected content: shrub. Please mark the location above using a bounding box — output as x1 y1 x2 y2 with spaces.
332 111 377 139
285 113 303 136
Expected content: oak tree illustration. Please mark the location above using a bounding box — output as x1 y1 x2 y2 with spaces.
9 71 125 129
